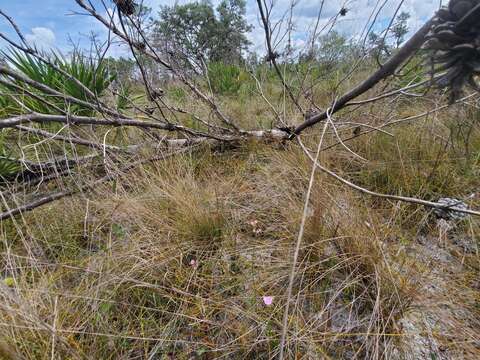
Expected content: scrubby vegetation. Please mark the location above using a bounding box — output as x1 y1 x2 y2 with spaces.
1 101 479 359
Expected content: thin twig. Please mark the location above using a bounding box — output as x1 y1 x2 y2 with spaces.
292 17 435 136
0 148 192 221
279 112 330 359
298 140 480 216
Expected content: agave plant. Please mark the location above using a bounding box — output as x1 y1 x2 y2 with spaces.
425 0 480 102
0 48 116 116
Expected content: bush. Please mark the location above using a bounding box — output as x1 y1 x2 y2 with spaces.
0 48 115 117
207 62 253 95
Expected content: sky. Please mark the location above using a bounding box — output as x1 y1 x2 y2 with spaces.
0 0 443 57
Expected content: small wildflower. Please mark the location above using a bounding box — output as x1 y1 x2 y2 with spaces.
190 259 197 267
249 219 263 236
262 296 274 306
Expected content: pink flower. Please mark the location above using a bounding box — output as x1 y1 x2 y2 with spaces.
190 259 197 267
262 296 274 306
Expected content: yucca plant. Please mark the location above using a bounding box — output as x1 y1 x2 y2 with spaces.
0 49 117 181
1 48 116 116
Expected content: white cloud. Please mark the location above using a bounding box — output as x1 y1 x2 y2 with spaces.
25 27 56 50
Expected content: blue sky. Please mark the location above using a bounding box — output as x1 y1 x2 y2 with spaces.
1 0 92 51
0 0 440 57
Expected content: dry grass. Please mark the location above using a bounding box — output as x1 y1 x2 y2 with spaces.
0 88 479 359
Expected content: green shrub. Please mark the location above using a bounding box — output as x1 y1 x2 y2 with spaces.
0 48 115 117
207 62 253 95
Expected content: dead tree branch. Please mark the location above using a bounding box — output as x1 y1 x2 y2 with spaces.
292 17 435 137
298 138 480 216
0 147 192 221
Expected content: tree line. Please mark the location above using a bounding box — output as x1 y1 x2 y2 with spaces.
106 1 412 84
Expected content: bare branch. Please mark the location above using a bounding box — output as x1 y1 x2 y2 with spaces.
15 125 131 153
74 0 241 132
0 113 174 131
292 17 435 136
0 147 192 221
256 0 304 116
298 138 480 216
